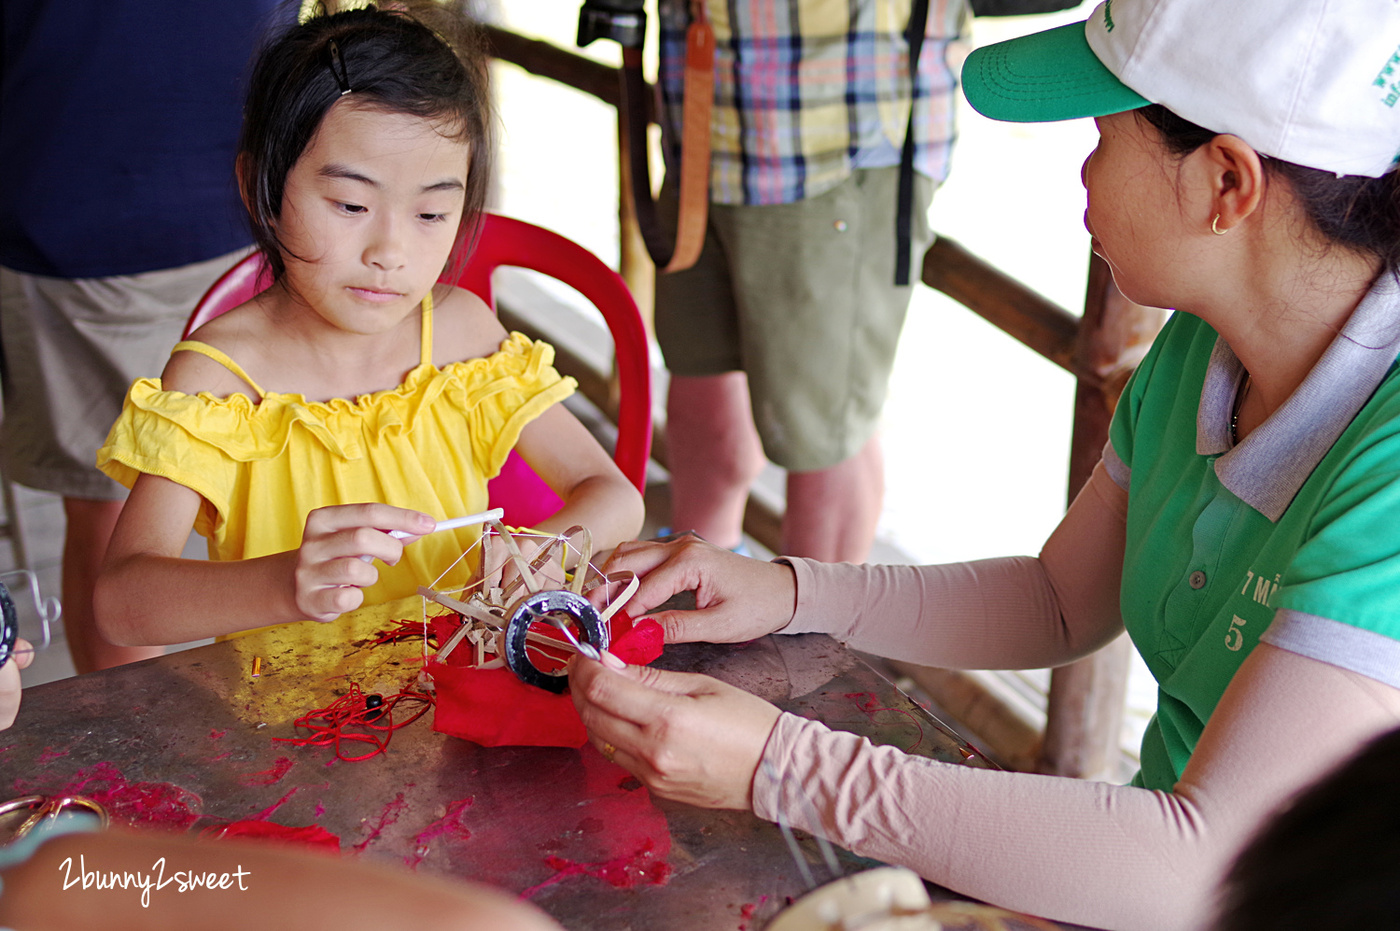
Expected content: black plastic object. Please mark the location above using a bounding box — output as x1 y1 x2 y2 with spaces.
576 0 646 49
969 0 1081 15
503 590 609 693
0 581 16 668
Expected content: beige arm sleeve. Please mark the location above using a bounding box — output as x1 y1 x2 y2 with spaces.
753 644 1400 931
780 459 1130 670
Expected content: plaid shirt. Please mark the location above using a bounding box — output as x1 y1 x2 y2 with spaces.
659 0 966 206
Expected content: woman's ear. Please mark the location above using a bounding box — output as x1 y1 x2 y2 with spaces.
1204 134 1265 234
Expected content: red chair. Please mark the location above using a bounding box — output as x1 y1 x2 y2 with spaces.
185 213 652 528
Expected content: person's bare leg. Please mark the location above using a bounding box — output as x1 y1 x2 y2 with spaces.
665 372 766 550
783 433 884 563
62 497 162 673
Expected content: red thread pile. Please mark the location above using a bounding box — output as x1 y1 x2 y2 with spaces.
273 682 433 762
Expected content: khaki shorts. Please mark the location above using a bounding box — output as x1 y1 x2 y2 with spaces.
0 250 247 500
655 167 934 472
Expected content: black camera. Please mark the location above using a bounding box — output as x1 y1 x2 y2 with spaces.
577 0 646 50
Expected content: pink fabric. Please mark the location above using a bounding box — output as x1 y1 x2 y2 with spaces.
754 463 1400 930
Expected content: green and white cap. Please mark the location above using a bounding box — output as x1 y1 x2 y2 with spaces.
962 0 1400 177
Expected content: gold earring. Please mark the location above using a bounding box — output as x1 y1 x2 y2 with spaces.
1211 214 1228 235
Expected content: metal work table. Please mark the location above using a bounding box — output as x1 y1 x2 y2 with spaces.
3 607 1081 929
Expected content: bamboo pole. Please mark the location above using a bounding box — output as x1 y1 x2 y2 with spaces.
482 25 624 109
616 94 656 329
919 237 1086 381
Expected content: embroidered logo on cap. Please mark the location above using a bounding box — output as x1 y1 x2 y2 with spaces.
1374 45 1400 107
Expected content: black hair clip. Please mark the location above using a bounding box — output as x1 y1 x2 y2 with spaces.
327 38 353 96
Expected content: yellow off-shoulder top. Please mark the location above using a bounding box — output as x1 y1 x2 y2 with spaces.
97 296 575 609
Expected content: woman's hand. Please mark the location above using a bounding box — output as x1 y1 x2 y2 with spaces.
1 640 34 730
294 504 435 621
569 651 782 810
599 536 798 644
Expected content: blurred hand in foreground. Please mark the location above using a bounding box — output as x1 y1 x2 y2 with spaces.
0 640 34 730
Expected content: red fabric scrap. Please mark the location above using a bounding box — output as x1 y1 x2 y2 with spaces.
212 820 342 853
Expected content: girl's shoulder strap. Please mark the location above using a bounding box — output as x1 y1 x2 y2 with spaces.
420 291 434 366
171 340 267 399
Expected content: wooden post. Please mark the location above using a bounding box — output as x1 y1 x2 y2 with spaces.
1038 252 1163 780
617 106 656 330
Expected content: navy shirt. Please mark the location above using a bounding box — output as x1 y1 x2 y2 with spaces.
0 2 284 278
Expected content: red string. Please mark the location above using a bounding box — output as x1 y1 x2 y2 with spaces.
372 618 438 647
273 682 434 762
844 692 925 753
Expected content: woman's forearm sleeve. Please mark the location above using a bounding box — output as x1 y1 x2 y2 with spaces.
780 555 1080 668
778 461 1129 670
753 713 1219 930
752 645 1400 931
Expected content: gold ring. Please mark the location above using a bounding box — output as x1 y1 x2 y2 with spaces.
601 742 617 763
0 794 110 842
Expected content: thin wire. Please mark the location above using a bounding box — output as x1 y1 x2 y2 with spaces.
427 537 474 590
0 569 58 652
433 527 606 605
521 601 600 660
764 758 844 892
778 811 818 890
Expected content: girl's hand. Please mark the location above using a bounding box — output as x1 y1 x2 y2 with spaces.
598 536 798 644
0 639 33 731
294 505 434 621
570 652 781 810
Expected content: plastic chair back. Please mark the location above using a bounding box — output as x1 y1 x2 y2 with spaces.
185 213 651 528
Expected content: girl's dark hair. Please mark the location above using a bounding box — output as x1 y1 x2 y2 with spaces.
1214 726 1400 931
238 3 492 281
1138 104 1400 275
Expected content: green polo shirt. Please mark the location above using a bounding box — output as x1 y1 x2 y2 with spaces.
1107 275 1400 791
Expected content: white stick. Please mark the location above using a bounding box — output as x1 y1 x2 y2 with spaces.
361 509 506 562
390 508 505 540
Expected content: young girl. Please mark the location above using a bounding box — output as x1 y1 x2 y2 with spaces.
94 4 643 645
568 1 1400 929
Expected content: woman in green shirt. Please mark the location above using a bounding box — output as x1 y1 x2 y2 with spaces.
571 1 1400 928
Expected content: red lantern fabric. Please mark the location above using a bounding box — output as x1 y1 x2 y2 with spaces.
427 615 664 748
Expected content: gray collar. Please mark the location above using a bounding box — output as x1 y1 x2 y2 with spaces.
1197 273 1400 522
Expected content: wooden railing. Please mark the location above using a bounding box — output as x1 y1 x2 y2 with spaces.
483 25 1163 780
